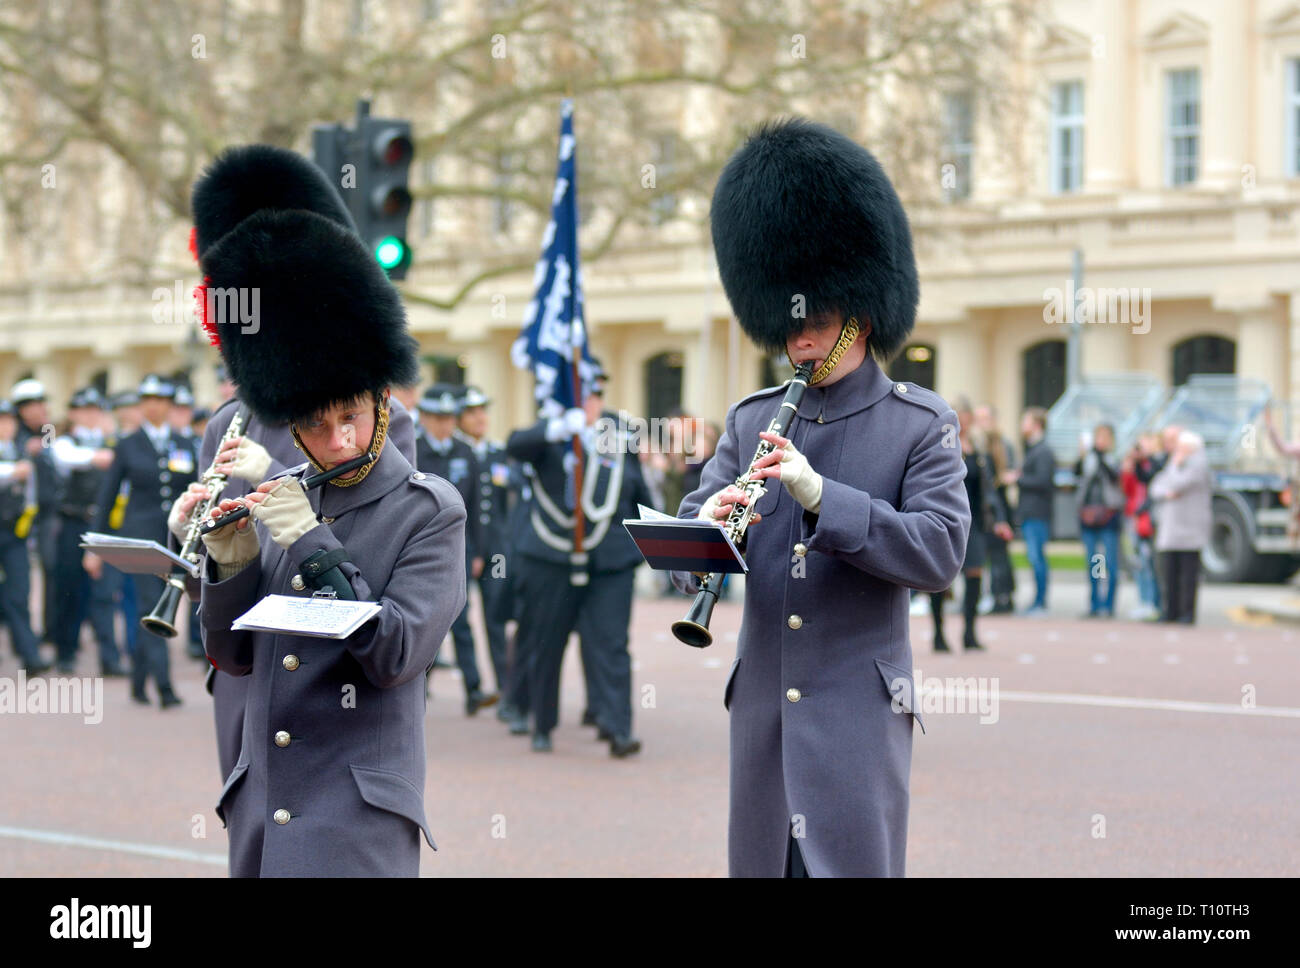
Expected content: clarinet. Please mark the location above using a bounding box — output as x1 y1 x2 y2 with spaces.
671 360 814 648
141 410 244 637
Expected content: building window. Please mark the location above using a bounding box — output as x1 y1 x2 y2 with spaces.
889 343 936 390
1022 340 1067 410
1287 59 1300 177
1049 80 1084 194
644 351 684 419
1172 335 1235 386
1166 68 1200 187
942 91 974 202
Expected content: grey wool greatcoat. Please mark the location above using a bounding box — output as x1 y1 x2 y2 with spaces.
201 440 466 877
674 357 969 877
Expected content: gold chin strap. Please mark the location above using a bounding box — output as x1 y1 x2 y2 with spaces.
290 400 389 487
789 316 861 385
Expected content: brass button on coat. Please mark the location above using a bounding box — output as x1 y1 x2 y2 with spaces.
273 808 290 825
787 614 803 630
793 543 807 557
786 688 802 703
290 574 306 590
274 730 291 748
282 654 300 671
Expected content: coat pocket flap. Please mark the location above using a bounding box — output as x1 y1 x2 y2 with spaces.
723 656 741 712
874 658 925 734
214 760 249 828
350 764 437 850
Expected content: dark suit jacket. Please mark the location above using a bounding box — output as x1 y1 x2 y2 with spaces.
415 430 483 561
506 411 655 573
95 427 198 542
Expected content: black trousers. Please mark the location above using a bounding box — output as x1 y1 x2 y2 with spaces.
52 516 120 668
448 596 482 695
513 558 635 737
0 534 41 664
130 574 174 698
475 567 512 693
1160 550 1201 624
985 528 1015 604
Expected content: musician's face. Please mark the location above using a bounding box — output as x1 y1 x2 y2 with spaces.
785 311 869 386
296 393 377 476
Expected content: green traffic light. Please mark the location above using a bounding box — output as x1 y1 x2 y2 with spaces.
375 236 408 271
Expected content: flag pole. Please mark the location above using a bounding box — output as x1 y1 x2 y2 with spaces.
567 92 587 586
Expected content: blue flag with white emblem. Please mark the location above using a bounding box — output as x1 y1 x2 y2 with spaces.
510 99 597 419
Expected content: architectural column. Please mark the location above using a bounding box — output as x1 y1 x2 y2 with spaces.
934 315 985 405
1084 0 1132 192
1235 305 1286 401
1201 1 1249 190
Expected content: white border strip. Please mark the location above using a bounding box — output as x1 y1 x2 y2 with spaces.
938 687 1300 719
0 825 226 866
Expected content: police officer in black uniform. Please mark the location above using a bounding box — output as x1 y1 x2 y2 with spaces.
416 383 494 715
0 399 49 673
12 379 60 647
50 388 122 674
454 386 520 702
85 374 198 707
505 369 654 756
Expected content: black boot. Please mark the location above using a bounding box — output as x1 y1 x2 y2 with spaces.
963 573 985 651
930 592 950 652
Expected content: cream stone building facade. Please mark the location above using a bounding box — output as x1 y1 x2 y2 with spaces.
3 0 1299 446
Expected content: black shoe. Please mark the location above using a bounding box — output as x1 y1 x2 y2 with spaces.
508 715 530 736
160 691 183 708
581 709 597 727
56 661 76 674
101 665 126 678
23 659 52 675
609 735 642 758
934 641 951 653
596 726 612 742
464 690 500 716
531 732 552 752
963 633 986 651
131 689 150 705
496 702 518 723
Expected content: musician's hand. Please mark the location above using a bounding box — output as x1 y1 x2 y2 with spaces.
698 484 761 527
251 477 318 549
215 436 272 482
168 483 211 541
201 496 261 567
83 551 103 580
749 433 823 514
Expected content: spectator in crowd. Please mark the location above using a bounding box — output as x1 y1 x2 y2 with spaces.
1148 430 1213 624
1121 433 1161 621
975 405 1017 614
1074 422 1124 618
1009 406 1054 615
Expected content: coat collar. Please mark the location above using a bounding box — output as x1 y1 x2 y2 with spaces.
301 440 414 519
796 354 895 424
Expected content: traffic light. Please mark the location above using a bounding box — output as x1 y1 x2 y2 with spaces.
311 101 415 281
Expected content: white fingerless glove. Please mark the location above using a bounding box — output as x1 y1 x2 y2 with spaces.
252 477 319 549
228 437 272 483
201 517 260 578
167 492 193 541
697 490 725 522
779 441 823 514
545 407 587 442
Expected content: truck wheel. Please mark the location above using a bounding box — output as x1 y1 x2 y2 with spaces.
1202 499 1257 584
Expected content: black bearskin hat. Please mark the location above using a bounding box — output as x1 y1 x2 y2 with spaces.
190 144 418 423
709 118 918 360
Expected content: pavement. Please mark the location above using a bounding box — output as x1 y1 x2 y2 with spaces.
1 566 1296 877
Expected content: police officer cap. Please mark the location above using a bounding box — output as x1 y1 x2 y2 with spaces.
459 386 491 409
137 374 175 399
173 385 195 407
0 399 14 417
11 379 46 405
111 390 140 408
191 407 212 424
419 383 463 416
69 387 106 410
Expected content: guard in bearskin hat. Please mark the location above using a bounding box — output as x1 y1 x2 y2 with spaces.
672 119 971 876
185 144 466 877
168 146 421 786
